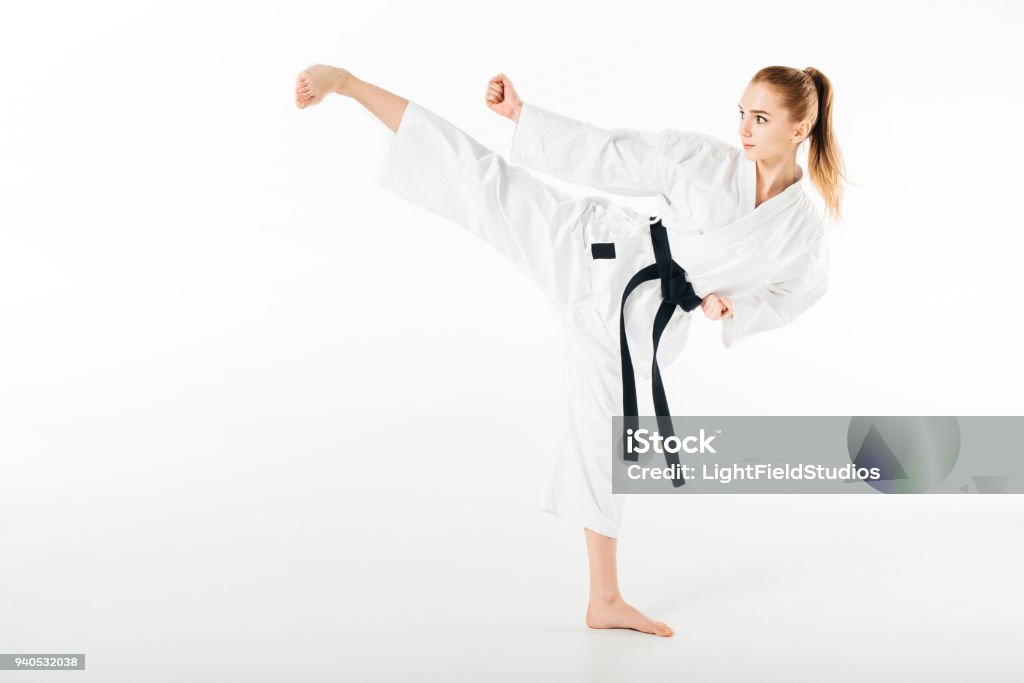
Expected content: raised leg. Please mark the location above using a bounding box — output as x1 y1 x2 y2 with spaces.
367 91 594 314
295 64 408 133
296 64 593 314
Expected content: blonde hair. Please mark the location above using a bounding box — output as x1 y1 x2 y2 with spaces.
751 66 847 224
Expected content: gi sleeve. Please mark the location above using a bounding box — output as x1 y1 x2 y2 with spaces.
720 239 831 349
509 101 696 197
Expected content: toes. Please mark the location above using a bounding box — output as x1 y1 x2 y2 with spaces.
653 621 674 637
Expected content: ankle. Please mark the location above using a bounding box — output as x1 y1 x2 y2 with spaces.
588 592 625 606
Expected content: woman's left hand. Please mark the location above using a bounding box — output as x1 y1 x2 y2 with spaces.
701 294 734 320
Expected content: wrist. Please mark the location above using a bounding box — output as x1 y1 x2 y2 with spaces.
510 101 523 123
334 70 356 95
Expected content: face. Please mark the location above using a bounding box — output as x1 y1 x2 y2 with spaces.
737 81 813 161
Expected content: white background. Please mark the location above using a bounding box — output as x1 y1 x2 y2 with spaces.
2 1 1022 680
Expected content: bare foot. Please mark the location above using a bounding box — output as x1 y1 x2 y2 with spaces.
586 596 674 637
295 64 353 109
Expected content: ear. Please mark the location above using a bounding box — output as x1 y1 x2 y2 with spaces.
792 119 812 144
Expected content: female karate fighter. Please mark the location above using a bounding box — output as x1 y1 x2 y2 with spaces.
294 63 844 637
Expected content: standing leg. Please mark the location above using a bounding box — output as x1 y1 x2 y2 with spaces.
297 65 671 636
584 529 674 637
553 313 675 636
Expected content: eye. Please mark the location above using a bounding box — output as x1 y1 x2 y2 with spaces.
738 111 768 124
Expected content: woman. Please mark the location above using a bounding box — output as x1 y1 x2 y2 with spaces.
295 64 845 637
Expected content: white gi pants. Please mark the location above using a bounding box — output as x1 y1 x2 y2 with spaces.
377 101 659 538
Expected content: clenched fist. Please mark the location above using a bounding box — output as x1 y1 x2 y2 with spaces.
701 294 734 321
485 73 524 122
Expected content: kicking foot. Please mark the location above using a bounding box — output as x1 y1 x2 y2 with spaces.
295 64 353 109
585 596 674 637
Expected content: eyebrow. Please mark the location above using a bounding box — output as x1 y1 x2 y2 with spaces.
738 104 771 115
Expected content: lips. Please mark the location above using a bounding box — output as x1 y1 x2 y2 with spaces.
743 143 755 149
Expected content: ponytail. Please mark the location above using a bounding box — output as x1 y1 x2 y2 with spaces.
802 67 846 224
752 66 847 224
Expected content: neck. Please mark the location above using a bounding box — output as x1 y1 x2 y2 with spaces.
755 156 800 202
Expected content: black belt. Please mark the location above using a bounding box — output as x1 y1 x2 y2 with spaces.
619 217 703 487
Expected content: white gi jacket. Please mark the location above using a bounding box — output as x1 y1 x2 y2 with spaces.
509 102 831 364
376 99 831 538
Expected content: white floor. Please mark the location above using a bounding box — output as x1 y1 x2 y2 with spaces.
4 486 1022 682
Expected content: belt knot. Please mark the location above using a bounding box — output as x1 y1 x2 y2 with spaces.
617 216 703 488
662 264 702 311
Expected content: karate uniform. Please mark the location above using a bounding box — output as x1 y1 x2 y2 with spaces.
376 100 830 538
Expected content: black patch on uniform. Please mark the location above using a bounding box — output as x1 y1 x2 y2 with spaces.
591 242 616 259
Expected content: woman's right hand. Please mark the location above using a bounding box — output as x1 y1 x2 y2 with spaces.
485 73 523 123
